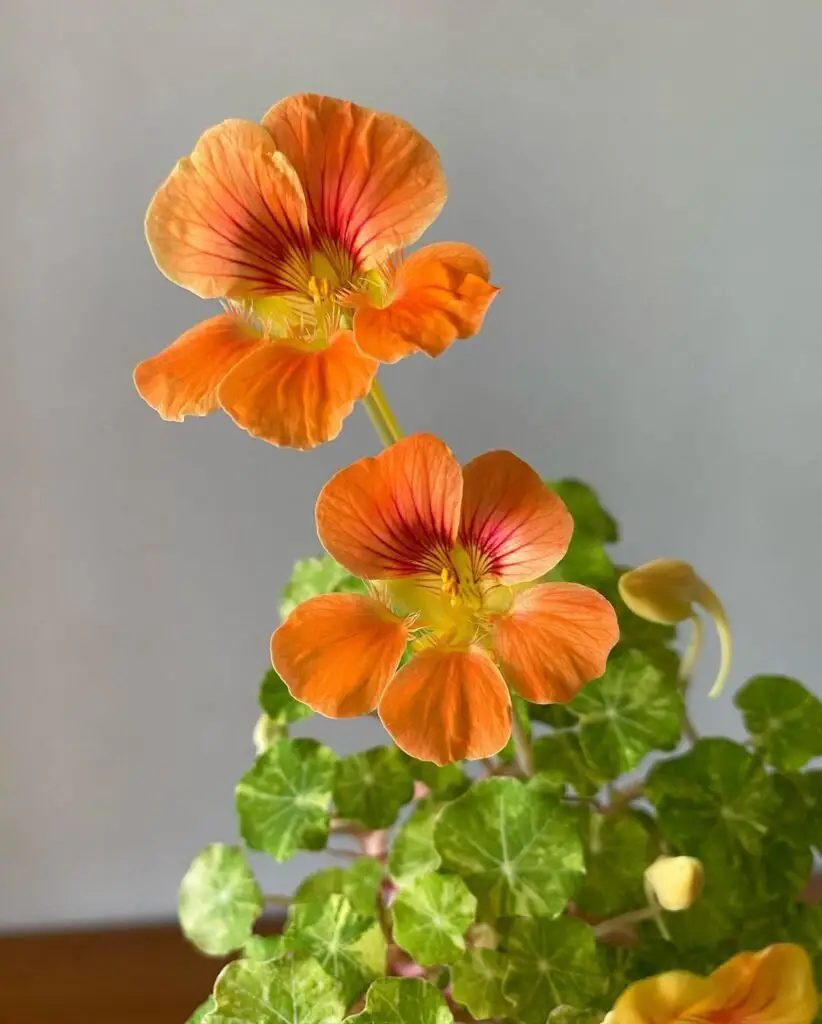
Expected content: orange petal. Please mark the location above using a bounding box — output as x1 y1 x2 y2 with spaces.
352 243 500 363
146 120 311 299
217 330 377 449
316 433 462 579
611 945 818 1024
492 583 618 703
272 594 408 718
261 94 446 267
707 945 818 1024
611 971 716 1024
460 451 573 584
378 647 511 764
134 314 265 421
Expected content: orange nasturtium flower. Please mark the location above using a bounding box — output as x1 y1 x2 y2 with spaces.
609 943 817 1024
271 434 619 764
135 93 499 449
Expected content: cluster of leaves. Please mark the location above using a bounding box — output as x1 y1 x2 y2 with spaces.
181 482 822 1024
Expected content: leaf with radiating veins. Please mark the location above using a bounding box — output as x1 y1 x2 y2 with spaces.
178 844 262 956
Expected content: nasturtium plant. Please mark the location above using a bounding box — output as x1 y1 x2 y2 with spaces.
178 483 822 1024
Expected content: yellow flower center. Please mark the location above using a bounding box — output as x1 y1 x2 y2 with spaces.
386 545 513 653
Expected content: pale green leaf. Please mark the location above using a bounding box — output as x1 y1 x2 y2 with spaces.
178 844 263 956
243 935 284 961
334 747 414 829
284 895 386 1004
434 778 584 918
503 917 603 1024
280 555 367 620
236 739 336 861
391 872 477 966
450 948 514 1020
388 799 443 887
294 858 383 919
347 978 453 1024
206 956 345 1024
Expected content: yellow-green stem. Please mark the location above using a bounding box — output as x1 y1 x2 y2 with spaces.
362 377 404 448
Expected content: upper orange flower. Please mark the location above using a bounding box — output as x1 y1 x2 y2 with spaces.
610 944 817 1024
271 434 618 764
135 94 499 449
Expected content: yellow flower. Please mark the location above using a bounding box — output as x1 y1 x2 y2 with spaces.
618 559 731 697
610 944 817 1024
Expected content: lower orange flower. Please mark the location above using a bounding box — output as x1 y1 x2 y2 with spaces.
271 433 618 764
610 944 817 1024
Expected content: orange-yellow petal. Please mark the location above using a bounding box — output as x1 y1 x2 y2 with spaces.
611 970 715 1024
271 593 408 718
316 433 463 579
378 647 511 764
352 243 499 363
261 94 446 268
134 314 265 421
707 945 817 1024
217 330 377 449
146 120 311 299
459 451 573 584
492 583 618 703
611 945 817 1024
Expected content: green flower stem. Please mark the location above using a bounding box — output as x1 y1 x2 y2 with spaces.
510 712 534 776
592 904 658 939
362 377 404 447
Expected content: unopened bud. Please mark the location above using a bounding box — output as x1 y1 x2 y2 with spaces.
644 855 703 911
253 713 283 755
618 560 731 697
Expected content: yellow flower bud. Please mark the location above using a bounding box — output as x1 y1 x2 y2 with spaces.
644 855 704 912
618 559 731 697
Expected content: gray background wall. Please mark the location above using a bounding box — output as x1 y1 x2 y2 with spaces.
3 1 820 930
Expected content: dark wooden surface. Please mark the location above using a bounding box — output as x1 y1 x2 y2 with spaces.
0 922 227 1024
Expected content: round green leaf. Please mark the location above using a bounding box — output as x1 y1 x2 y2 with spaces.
391 873 477 966
502 917 604 1024
774 771 822 851
570 648 683 778
405 758 471 799
243 935 284 961
532 732 605 798
294 858 383 919
388 798 443 887
451 948 514 1020
434 778 584 918
735 675 822 772
236 738 336 861
547 479 619 543
258 668 313 726
575 811 653 917
646 738 777 860
334 747 414 829
178 844 263 956
548 1009 607 1024
284 894 386 1004
347 978 453 1024
208 956 345 1024
280 554 367 619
